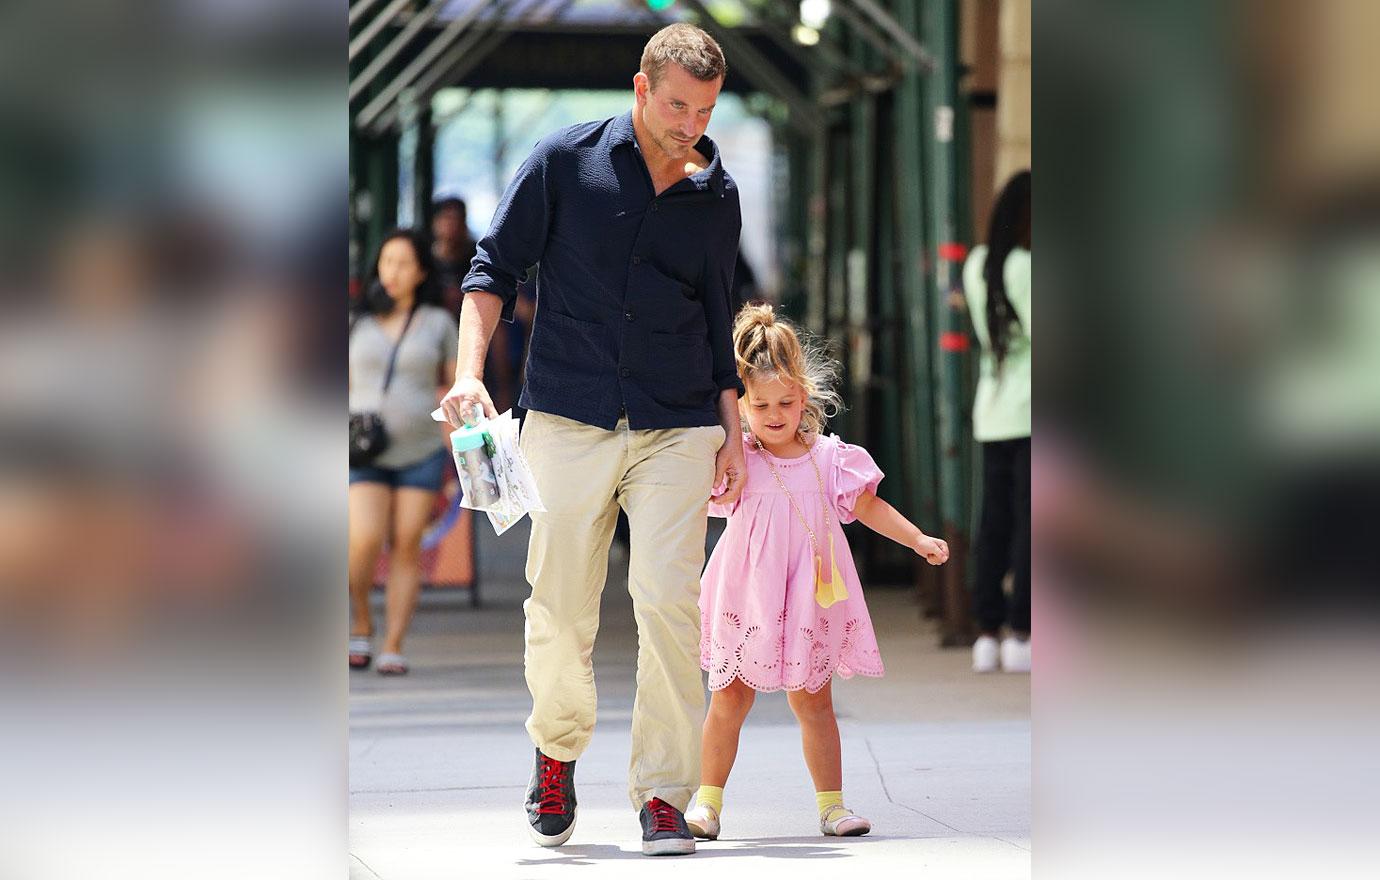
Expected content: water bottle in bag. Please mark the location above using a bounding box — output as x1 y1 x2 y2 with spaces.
450 422 501 508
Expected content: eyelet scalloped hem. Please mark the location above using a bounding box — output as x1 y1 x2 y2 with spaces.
700 608 885 694
700 658 885 694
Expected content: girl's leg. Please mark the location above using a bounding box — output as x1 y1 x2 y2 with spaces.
348 483 393 638
380 487 438 655
786 681 842 792
700 678 756 787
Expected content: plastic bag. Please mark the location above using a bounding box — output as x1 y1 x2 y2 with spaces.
432 406 545 536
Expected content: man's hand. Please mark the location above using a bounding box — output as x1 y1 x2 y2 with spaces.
711 433 746 506
440 374 496 427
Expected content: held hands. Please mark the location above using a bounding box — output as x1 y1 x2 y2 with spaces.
711 434 746 506
914 533 950 566
440 374 496 427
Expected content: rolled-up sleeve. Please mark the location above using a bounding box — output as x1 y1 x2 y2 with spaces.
703 196 745 395
462 137 555 322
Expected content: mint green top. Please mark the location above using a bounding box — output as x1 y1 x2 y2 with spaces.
963 245 1031 442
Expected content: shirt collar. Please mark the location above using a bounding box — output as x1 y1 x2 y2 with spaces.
611 110 726 197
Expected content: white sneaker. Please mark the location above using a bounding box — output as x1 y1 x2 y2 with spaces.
684 803 720 840
972 635 1000 673
1000 636 1031 673
820 804 871 837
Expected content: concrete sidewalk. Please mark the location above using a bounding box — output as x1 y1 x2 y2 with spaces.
349 521 1030 879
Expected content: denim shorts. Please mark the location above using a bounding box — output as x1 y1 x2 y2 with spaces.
349 447 450 492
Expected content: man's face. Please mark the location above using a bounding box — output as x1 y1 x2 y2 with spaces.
432 207 464 244
634 64 722 161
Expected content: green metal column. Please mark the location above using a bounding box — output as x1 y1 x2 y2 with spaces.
397 88 435 231
826 121 850 434
847 25 891 574
923 0 974 645
891 0 940 612
804 123 828 335
777 126 809 321
846 83 876 487
349 129 365 283
362 131 400 265
874 120 904 510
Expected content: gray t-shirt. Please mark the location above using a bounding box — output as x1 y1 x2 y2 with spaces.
349 305 458 469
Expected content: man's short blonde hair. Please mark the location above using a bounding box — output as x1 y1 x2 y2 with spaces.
640 23 727 89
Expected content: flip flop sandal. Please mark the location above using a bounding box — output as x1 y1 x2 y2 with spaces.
375 652 409 675
349 635 372 669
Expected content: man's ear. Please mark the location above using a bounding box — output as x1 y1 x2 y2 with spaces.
633 71 650 104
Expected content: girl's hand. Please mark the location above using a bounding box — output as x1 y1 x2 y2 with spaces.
914 534 949 566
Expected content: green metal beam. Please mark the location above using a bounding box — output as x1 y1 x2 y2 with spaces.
349 0 413 62
680 0 818 138
355 0 495 131
349 0 451 104
350 0 388 29
843 0 935 70
371 0 535 132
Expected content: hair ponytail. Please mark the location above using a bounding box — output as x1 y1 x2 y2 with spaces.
732 304 842 440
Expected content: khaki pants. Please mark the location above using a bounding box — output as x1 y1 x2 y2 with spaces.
520 410 723 811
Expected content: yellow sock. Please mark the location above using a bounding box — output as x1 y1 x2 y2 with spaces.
695 785 724 814
816 790 844 816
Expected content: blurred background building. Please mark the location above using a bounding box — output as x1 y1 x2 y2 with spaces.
348 0 1031 644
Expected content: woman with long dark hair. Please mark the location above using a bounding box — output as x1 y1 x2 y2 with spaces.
963 171 1032 674
349 229 458 674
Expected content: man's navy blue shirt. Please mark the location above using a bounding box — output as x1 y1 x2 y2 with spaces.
462 110 744 431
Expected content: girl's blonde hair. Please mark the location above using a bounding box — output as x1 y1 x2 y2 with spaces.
732 303 843 441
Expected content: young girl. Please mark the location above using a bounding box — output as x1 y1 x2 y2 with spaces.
686 305 949 840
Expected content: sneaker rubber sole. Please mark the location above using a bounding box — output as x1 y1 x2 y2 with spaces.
642 836 696 856
527 809 577 847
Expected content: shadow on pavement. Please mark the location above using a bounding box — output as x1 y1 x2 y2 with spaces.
514 840 851 865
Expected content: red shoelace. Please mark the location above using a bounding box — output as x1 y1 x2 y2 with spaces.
646 798 681 833
536 755 569 815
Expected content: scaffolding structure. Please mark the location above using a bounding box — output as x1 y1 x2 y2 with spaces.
349 0 989 644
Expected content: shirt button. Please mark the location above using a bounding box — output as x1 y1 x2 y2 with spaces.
619 367 631 378
651 203 659 213
625 312 634 322
632 255 642 265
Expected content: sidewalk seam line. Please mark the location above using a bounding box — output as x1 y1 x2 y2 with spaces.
349 852 383 879
863 735 964 833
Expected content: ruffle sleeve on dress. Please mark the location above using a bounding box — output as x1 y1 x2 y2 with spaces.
832 437 883 524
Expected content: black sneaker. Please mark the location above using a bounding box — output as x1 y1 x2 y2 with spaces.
525 748 577 846
639 797 696 856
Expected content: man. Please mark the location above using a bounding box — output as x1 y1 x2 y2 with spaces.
430 196 476 319
434 195 527 410
439 24 745 857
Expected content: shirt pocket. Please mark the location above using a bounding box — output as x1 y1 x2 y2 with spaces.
527 308 613 400
648 330 715 408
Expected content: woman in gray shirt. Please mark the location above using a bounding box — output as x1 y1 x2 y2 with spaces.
349 229 458 674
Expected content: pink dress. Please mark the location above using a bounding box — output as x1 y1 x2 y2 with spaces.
700 432 886 693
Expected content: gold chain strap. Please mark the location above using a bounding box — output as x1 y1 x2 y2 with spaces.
751 433 832 557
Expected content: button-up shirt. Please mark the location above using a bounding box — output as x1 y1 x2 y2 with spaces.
462 110 744 430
